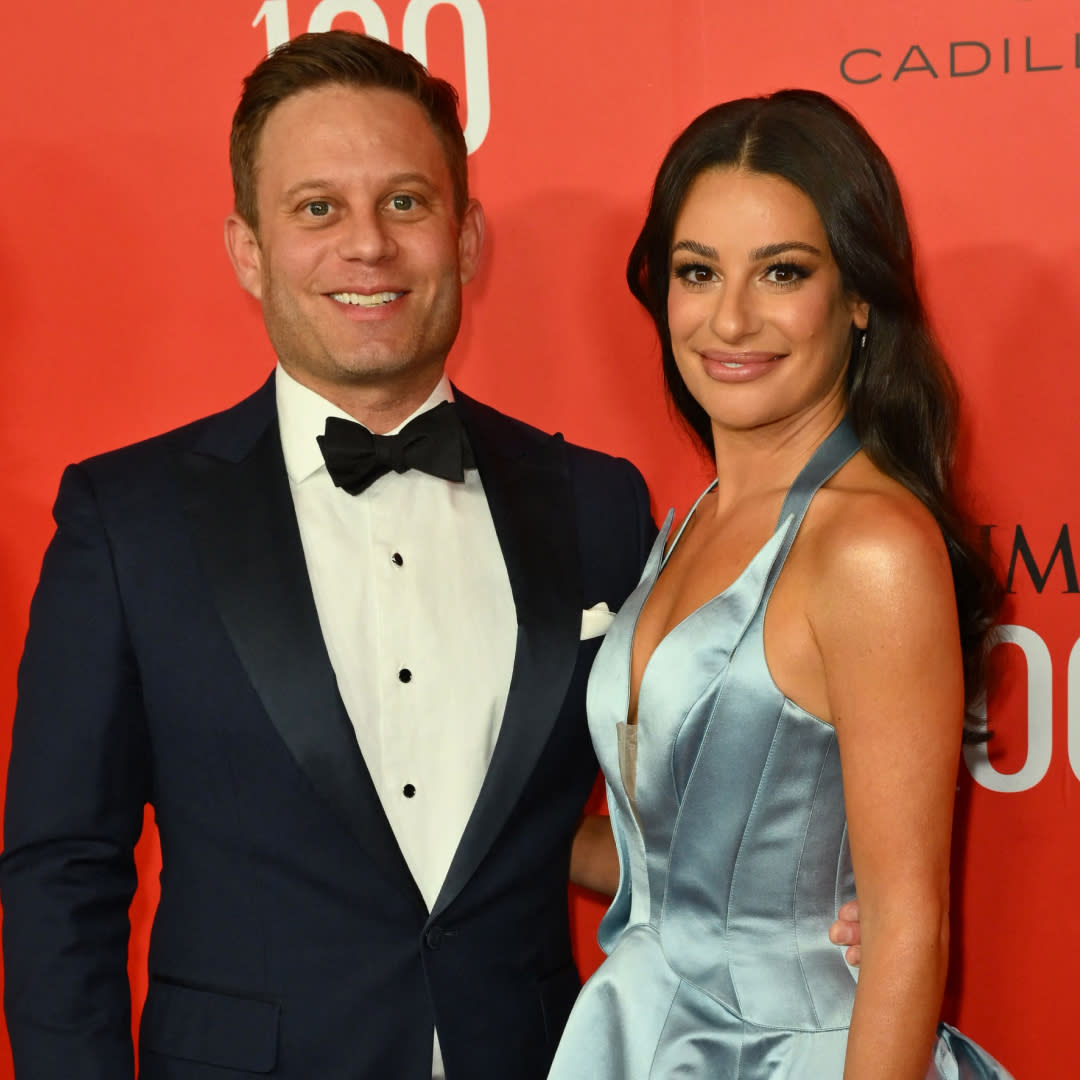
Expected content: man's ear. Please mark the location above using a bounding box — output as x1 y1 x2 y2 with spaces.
457 199 485 285
224 213 264 300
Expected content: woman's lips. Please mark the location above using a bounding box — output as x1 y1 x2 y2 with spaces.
698 350 782 382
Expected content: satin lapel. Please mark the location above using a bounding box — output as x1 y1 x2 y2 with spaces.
431 393 582 919
176 385 422 907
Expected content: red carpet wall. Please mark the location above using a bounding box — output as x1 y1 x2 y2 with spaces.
2 1 1076 1073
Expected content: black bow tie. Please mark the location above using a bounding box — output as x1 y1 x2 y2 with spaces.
317 401 475 496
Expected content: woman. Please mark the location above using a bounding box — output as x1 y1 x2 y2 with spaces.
549 91 1010 1078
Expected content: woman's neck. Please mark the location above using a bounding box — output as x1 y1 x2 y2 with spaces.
707 396 847 514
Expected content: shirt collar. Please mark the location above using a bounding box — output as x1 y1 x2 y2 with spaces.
275 363 455 484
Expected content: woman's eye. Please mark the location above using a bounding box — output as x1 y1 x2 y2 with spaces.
765 263 808 285
675 263 714 284
304 201 331 217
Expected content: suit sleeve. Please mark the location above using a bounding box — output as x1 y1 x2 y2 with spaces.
1 464 150 1080
629 461 657 572
615 456 657 577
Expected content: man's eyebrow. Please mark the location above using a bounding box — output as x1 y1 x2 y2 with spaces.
279 173 439 203
385 172 438 189
281 179 335 202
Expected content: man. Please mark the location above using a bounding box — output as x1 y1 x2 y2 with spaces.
1 31 858 1079
1 31 653 1080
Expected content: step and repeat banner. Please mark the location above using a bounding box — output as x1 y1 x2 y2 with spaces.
1 1 1076 1074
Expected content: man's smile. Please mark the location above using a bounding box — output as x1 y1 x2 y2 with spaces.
329 290 405 306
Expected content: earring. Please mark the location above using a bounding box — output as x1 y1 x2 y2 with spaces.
859 330 867 350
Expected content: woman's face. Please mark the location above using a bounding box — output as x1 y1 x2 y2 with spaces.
666 167 868 438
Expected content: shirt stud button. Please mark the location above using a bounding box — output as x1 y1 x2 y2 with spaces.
391 552 404 566
398 668 412 683
403 783 416 798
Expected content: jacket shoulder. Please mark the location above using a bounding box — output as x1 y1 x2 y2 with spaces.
451 388 654 566
74 376 276 482
452 387 645 480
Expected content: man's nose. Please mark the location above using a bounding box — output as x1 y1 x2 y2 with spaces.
337 209 397 262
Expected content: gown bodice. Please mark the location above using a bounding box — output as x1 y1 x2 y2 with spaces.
548 419 1013 1078
589 419 858 1032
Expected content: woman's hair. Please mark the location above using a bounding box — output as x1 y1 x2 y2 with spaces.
627 89 1001 722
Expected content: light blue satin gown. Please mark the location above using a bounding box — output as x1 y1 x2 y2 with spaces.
549 420 1012 1079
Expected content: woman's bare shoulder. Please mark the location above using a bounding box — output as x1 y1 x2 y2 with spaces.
800 452 953 607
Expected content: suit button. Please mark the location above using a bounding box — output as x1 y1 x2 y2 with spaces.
425 927 445 950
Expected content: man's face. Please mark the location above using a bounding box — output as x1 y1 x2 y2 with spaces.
226 84 481 416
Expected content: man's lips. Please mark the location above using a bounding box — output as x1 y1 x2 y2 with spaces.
328 290 405 307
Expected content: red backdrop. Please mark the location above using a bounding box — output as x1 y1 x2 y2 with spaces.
2 1 1077 1073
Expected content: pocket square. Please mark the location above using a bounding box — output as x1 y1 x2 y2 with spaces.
580 602 617 640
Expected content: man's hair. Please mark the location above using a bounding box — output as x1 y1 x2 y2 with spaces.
230 30 468 230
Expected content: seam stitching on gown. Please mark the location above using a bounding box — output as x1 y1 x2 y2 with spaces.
720 523 798 923
600 783 635 948
659 522 795 1015
791 729 836 1029
655 664 732 932
658 537 783 812
618 511 673 734
833 821 848 924
644 977 687 1080
723 696 788 1021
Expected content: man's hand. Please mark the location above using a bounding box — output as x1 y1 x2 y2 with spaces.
828 899 862 965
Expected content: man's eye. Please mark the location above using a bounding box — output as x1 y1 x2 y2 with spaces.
390 194 416 211
305 201 331 217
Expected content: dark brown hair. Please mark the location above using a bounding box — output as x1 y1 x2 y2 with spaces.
230 30 468 230
627 89 1001 721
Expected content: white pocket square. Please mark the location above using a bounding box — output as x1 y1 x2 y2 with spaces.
580 602 617 640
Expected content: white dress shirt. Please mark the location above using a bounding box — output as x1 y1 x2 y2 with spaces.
276 365 517 1078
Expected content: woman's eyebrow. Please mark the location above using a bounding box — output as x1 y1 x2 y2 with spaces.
671 239 824 260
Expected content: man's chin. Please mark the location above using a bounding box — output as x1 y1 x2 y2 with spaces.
331 353 446 386
279 351 448 404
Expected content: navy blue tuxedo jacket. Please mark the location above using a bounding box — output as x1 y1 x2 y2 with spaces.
1 376 655 1079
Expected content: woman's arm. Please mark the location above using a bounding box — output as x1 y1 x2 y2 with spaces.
811 492 963 1080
